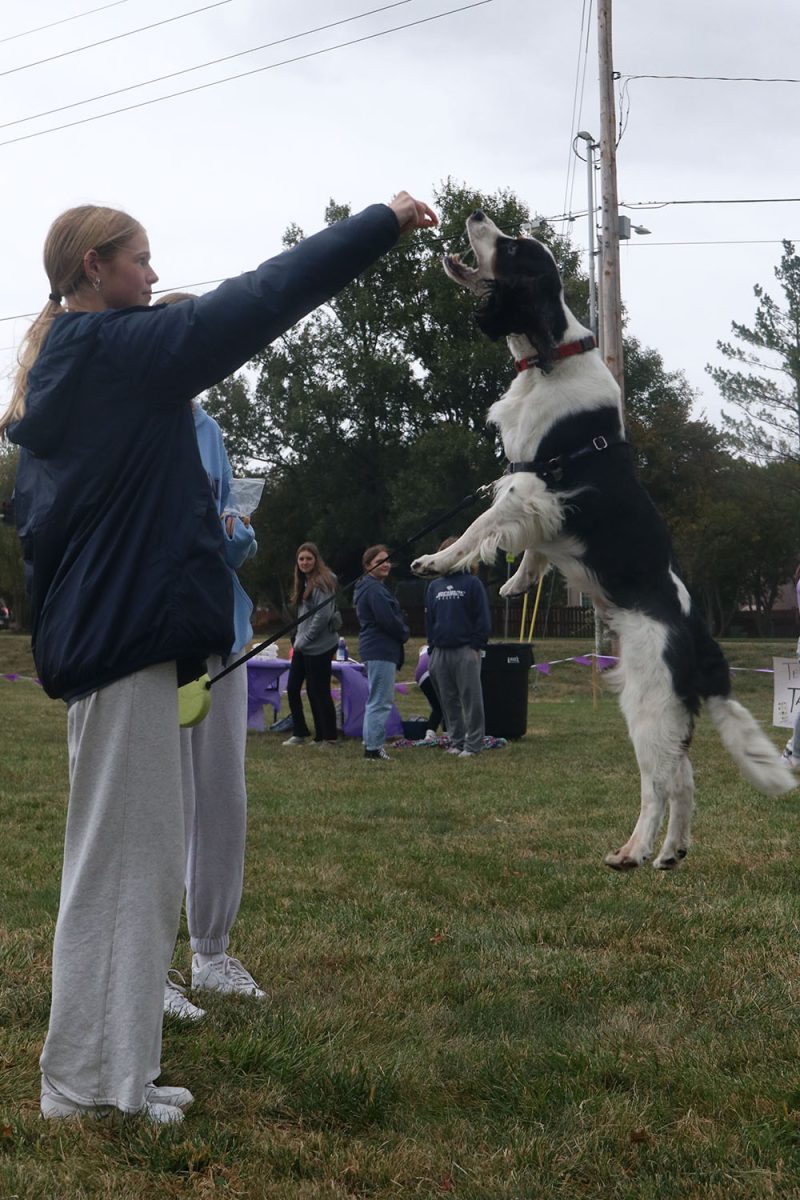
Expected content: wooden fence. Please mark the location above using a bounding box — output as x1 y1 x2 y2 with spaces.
326 603 596 641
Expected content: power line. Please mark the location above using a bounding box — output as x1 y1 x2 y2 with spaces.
622 197 800 211
5 237 800 330
0 0 232 80
0 0 413 133
548 196 800 221
0 0 493 150
559 0 593 237
622 238 800 248
620 72 800 85
0 0 133 46
0 277 229 326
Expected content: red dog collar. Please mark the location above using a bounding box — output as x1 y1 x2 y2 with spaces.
515 335 596 374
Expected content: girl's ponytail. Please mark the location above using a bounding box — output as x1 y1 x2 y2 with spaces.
0 298 64 436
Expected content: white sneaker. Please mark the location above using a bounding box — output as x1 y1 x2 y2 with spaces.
164 970 206 1021
458 750 478 758
446 746 462 755
41 1077 186 1124
423 729 437 742
145 1083 194 1110
282 735 307 746
781 745 800 770
192 954 266 999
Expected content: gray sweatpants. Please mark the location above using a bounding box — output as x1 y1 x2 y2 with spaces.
40 663 185 1113
429 645 485 754
180 654 248 955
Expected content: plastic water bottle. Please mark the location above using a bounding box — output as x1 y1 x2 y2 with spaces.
336 637 348 662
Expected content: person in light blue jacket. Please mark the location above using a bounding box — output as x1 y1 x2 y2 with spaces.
166 398 265 1019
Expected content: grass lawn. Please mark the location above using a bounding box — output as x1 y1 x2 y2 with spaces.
1 631 800 1198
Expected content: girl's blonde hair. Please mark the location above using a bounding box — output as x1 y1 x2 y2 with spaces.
291 542 336 604
0 205 144 436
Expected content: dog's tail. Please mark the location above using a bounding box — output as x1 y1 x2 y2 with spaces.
706 695 796 795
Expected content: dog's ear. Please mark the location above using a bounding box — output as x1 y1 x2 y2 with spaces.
475 278 568 360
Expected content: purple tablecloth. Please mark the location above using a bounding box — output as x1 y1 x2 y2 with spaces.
246 657 403 738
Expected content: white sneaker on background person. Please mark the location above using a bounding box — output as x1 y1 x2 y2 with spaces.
191 953 266 999
164 969 206 1021
781 742 800 771
282 735 307 746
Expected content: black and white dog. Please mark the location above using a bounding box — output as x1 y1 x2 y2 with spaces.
412 211 795 870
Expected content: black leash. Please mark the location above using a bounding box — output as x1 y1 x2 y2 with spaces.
207 482 493 688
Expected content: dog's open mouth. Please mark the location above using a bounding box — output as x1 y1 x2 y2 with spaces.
443 252 487 292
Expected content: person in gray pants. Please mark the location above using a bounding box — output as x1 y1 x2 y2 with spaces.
425 538 492 758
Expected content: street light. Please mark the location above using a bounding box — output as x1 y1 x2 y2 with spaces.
618 215 651 239
573 135 654 341
575 131 599 337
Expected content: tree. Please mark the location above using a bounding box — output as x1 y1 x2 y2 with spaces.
707 240 800 461
623 334 730 570
686 459 800 634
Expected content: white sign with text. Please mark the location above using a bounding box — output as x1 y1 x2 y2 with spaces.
772 657 800 729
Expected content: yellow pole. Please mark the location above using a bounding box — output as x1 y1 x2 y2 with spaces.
526 574 545 642
519 591 529 641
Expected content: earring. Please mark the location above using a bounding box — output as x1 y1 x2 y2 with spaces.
92 277 101 292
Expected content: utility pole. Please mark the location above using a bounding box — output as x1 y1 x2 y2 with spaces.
597 0 625 409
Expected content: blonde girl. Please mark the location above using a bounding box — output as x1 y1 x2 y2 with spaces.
5 192 436 1123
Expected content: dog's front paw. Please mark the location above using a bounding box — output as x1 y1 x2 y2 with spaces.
411 555 439 578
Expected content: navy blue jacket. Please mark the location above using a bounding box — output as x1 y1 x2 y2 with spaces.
425 571 491 650
354 573 409 667
11 204 400 700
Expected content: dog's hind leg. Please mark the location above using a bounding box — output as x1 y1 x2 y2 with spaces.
653 754 694 870
605 707 694 870
602 612 694 870
604 767 667 870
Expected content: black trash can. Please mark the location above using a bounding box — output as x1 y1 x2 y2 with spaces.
480 641 533 739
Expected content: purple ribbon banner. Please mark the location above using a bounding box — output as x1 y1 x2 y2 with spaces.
526 655 774 677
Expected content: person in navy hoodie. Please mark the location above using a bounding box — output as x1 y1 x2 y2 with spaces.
354 544 409 761
425 537 492 758
2 192 436 1124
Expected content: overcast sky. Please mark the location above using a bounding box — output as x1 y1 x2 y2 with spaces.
1 0 798 429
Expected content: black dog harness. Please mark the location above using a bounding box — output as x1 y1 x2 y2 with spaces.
509 334 627 483
507 431 628 485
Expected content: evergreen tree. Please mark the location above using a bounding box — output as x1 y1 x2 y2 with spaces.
707 240 800 460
